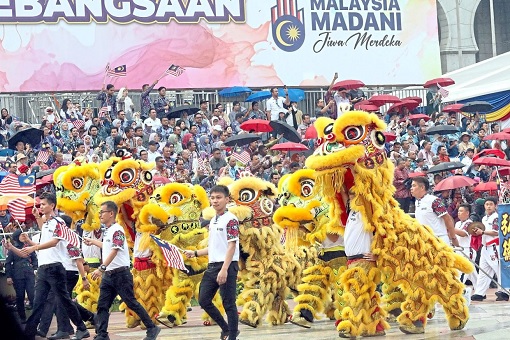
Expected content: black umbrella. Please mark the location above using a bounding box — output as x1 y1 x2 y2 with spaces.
427 161 465 174
224 133 261 147
8 127 43 150
426 125 459 135
269 120 301 143
167 105 200 119
34 168 55 179
460 101 494 113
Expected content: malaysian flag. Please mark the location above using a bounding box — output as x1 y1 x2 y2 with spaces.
98 107 108 118
36 150 50 164
67 118 85 130
107 65 127 77
231 150 251 165
0 174 36 195
54 219 80 248
437 83 449 98
150 235 188 272
165 64 185 77
7 198 27 222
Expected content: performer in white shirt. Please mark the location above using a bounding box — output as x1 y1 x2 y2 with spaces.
20 193 89 340
471 197 509 301
184 185 240 340
84 201 161 340
454 204 478 288
410 176 459 246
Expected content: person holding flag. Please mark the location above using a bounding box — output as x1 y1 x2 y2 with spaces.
19 192 90 340
183 185 240 340
83 201 161 340
96 83 117 120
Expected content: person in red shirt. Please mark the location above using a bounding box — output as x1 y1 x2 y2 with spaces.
437 145 451 163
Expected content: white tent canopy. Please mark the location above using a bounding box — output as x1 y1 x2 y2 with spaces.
441 51 510 102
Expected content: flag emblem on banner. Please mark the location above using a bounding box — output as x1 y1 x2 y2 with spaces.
36 150 50 164
8 198 27 222
150 235 188 272
271 0 305 52
0 174 35 195
232 150 251 165
165 64 185 77
107 65 127 77
437 83 449 98
54 221 80 248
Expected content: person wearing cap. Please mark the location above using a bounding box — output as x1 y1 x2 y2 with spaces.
471 197 509 301
458 132 475 155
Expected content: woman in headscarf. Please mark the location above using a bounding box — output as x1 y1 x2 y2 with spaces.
59 121 71 145
116 87 135 120
5 228 37 322
198 135 212 155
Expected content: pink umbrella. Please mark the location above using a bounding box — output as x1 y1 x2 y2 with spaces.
368 95 401 107
402 96 423 104
331 80 365 90
442 103 464 113
388 99 420 113
355 104 379 112
424 77 455 88
434 176 476 191
270 142 308 152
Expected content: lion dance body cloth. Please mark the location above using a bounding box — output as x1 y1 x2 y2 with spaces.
305 112 474 336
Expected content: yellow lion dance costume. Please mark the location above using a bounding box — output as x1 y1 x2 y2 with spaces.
306 112 474 337
90 149 160 328
137 183 223 327
222 175 301 327
273 169 346 328
54 159 103 313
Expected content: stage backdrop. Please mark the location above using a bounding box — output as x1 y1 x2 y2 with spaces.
0 0 441 92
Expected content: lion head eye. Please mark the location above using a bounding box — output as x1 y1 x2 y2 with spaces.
71 177 84 190
119 169 135 184
344 126 365 141
239 189 257 203
300 179 314 198
170 193 183 204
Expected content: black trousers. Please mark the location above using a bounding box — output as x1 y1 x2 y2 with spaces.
198 261 239 339
12 268 35 320
38 270 94 334
396 197 411 213
95 268 155 338
24 263 87 339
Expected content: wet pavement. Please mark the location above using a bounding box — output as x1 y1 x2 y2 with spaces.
38 288 510 340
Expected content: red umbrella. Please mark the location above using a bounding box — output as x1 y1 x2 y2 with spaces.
402 96 423 104
424 77 455 88
473 157 510 167
383 132 397 142
473 148 506 161
473 181 497 192
492 167 510 177
483 132 510 141
502 128 510 133
409 172 427 178
434 176 477 191
240 119 272 133
400 114 430 123
304 126 317 139
442 103 464 113
355 104 379 112
331 79 365 90
36 174 54 188
153 176 171 187
388 99 420 113
368 95 401 107
270 142 308 152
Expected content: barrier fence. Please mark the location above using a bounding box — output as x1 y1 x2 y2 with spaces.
0 87 430 125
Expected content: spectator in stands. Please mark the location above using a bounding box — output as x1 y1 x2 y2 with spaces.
153 87 170 119
116 88 135 120
314 98 333 118
394 158 411 213
266 87 290 121
437 145 451 163
286 101 303 130
96 84 117 120
247 101 266 120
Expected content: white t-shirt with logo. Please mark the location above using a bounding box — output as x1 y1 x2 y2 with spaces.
102 223 130 270
208 211 240 263
37 216 70 266
455 219 472 253
82 229 102 261
344 210 372 257
415 194 448 243
481 212 498 246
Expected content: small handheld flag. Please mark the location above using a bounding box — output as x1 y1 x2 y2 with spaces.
437 83 449 98
54 220 80 248
0 174 35 195
166 64 185 77
232 150 251 165
150 235 188 272
36 150 50 164
107 65 127 77
98 107 108 118
8 198 27 222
